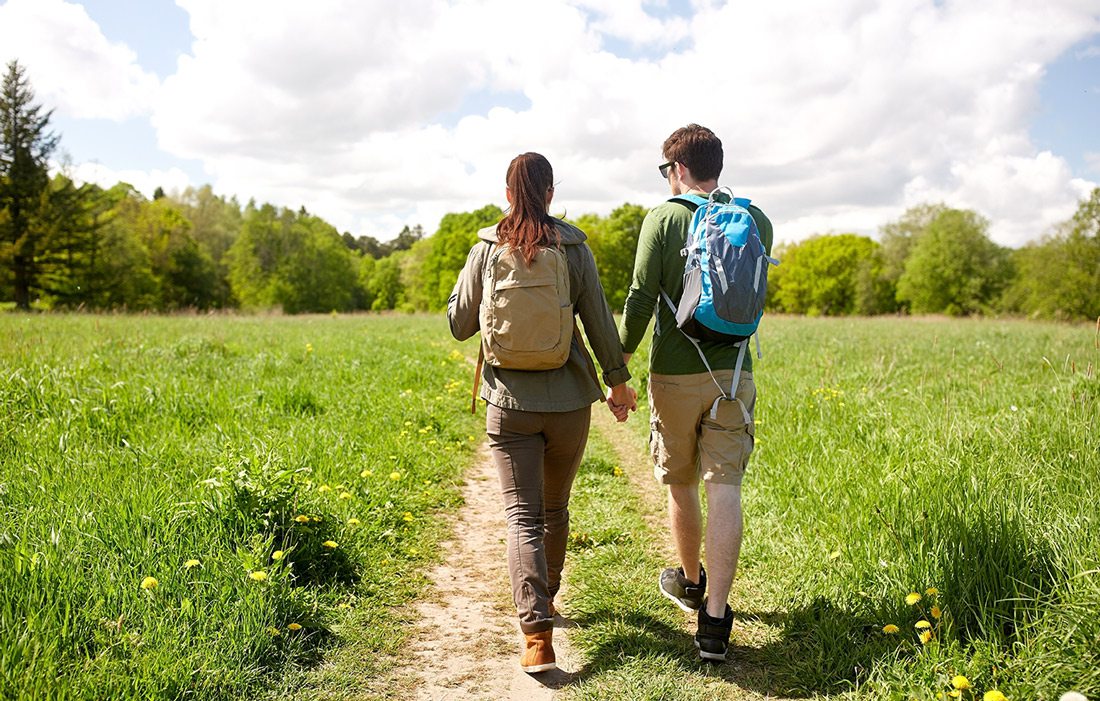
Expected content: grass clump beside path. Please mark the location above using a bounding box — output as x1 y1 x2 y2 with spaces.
565 315 1097 700
0 314 482 700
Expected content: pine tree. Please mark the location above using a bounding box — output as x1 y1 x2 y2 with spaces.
1 60 60 310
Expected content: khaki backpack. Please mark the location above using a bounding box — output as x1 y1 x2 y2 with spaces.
479 243 573 370
468 241 603 413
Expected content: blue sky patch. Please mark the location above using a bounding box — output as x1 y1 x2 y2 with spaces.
1030 37 1100 176
79 0 192 78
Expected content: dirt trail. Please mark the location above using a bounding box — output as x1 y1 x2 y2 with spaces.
400 447 581 700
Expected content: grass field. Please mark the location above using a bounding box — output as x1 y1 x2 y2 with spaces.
567 315 1098 700
1 313 1097 700
0 314 483 699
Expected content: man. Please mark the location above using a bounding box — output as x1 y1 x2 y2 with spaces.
617 124 773 662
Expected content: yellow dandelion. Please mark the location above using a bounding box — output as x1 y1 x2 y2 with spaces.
926 587 939 595
906 592 922 605
267 626 281 637
322 540 338 549
339 491 352 500
882 624 900 634
248 570 268 582
305 343 313 353
361 469 373 477
949 692 962 699
983 691 1007 701
287 623 302 631
337 602 351 609
951 676 971 690
294 515 310 523
312 516 322 522
613 466 624 477
919 630 933 644
272 550 285 561
347 518 361 526
828 550 841 560
403 512 414 522
140 576 158 590
915 620 932 629
931 605 942 619
183 559 200 569
389 471 402 481
318 484 332 493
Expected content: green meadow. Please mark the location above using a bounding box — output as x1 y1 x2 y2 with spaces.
0 314 482 699
565 315 1098 700
1 313 1097 700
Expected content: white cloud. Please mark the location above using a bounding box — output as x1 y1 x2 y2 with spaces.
0 0 159 120
62 161 192 200
33 0 1100 246
566 0 690 49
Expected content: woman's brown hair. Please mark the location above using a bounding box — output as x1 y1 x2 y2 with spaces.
497 152 560 265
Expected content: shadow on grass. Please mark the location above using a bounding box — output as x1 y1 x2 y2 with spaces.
553 599 899 698
536 607 697 690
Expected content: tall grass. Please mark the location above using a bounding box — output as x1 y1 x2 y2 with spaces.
0 314 482 699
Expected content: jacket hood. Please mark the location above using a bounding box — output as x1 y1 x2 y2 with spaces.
477 218 587 245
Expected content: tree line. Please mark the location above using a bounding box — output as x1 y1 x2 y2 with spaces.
768 197 1100 320
3 60 1097 319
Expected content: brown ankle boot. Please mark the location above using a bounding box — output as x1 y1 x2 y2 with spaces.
520 630 556 673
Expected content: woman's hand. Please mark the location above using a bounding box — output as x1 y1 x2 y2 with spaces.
606 384 637 422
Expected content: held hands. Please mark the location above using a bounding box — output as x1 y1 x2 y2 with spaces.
606 384 638 423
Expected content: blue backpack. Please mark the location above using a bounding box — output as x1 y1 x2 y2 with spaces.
660 187 778 419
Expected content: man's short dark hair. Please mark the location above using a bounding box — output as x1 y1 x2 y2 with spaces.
662 124 723 182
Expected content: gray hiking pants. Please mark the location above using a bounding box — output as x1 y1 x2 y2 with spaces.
486 403 591 634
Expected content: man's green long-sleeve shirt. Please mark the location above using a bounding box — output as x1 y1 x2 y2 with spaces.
618 197 774 376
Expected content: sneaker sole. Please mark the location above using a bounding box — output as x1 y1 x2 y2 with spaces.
522 662 557 673
694 640 727 662
658 573 701 613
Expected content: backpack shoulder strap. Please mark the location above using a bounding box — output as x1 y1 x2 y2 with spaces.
669 194 707 212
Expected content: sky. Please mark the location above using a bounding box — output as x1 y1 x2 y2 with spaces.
1 0 1099 248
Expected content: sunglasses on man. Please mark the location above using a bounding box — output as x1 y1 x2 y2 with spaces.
658 161 674 179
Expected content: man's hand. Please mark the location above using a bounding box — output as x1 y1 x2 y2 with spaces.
607 383 637 423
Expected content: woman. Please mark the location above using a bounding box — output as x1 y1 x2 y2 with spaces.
448 152 636 673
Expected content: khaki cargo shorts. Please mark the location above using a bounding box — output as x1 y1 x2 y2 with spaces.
648 370 756 486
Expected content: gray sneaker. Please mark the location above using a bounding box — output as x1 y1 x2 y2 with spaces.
658 566 706 613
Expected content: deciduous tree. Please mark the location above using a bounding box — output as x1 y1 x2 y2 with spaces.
769 233 880 316
580 203 646 311
896 208 1010 316
418 205 502 311
1005 188 1100 320
878 203 948 312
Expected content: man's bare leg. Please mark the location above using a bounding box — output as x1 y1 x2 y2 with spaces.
702 481 742 618
669 483 703 583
